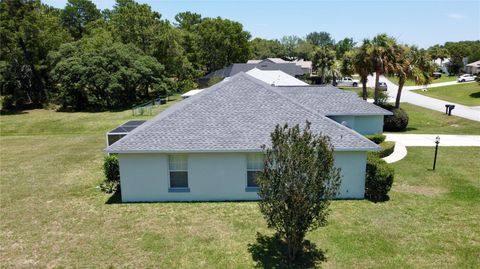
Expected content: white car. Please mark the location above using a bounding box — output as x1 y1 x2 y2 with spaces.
337 77 360 87
377 81 388 91
457 74 476 82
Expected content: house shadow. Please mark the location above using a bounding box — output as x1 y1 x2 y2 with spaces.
469 91 480 99
248 233 326 269
105 189 122 204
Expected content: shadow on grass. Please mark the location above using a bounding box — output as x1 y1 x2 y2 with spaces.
248 233 326 269
366 195 390 203
0 109 28 115
469 91 480 99
105 189 122 204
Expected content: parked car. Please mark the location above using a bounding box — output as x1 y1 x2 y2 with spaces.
377 81 388 91
433 72 442 79
337 77 360 87
457 74 477 82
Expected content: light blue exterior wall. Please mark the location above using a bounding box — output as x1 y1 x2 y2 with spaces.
118 151 367 202
328 115 384 135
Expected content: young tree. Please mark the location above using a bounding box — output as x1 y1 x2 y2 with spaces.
312 46 336 84
257 122 341 261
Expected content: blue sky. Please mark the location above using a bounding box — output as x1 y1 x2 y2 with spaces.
44 0 480 48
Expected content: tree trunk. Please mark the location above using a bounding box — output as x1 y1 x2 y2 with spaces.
374 71 380 104
361 75 368 100
395 79 405 108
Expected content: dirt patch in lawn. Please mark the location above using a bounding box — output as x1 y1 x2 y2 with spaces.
395 184 447 196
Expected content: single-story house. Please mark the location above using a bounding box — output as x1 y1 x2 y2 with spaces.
465 60 480 75
106 72 392 202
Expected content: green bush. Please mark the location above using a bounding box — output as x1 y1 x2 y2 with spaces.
103 155 120 182
365 155 394 202
378 141 395 158
365 134 386 144
99 181 119 194
383 106 409 132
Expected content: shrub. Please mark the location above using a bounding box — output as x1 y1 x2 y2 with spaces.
365 134 386 144
383 106 409 132
377 141 395 158
365 155 394 202
103 155 120 182
99 181 119 193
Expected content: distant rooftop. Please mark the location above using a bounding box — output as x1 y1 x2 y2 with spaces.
246 68 308 86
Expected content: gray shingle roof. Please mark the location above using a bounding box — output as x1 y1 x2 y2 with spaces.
273 86 393 116
107 73 379 153
204 62 305 79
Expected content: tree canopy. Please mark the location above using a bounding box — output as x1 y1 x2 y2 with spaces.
258 122 341 261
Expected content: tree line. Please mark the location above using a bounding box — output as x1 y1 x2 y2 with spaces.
1 0 479 111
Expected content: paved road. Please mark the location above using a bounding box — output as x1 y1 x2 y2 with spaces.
363 74 480 122
382 134 480 163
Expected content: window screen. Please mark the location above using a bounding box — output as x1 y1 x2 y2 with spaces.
169 155 188 188
247 154 264 188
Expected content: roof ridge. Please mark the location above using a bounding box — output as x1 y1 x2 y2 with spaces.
240 74 378 148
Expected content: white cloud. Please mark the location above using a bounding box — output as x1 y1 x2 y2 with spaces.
447 13 466 19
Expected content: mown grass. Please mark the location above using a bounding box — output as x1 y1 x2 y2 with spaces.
395 102 480 134
412 83 480 106
338 86 375 99
1 100 479 268
386 74 458 86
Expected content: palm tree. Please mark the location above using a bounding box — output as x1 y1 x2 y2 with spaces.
312 46 336 84
393 45 436 108
368 34 397 104
353 39 373 100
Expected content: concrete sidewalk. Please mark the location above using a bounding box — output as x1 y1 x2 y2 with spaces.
381 134 480 163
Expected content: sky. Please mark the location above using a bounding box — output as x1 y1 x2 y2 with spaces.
43 0 480 48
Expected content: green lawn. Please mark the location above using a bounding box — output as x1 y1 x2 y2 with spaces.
396 102 480 134
412 83 480 106
1 101 479 268
386 74 458 86
339 86 375 99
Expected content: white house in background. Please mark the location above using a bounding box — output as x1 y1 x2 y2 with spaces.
181 89 203 99
106 73 391 202
465 60 480 75
433 58 451 75
246 68 308 86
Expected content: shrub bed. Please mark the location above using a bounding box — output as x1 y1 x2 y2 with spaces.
365 155 394 202
382 105 409 132
365 134 386 144
377 141 395 158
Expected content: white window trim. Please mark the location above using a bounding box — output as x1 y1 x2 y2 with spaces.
168 155 190 192
246 154 263 192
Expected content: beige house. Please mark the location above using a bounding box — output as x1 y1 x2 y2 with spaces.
465 60 480 75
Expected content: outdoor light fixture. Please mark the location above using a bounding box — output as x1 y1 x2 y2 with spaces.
433 136 440 170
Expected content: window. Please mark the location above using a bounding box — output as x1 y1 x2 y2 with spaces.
168 155 189 192
246 154 264 191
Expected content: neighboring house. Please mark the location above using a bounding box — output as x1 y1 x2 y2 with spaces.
200 62 305 85
465 60 480 75
106 73 391 202
434 58 450 74
248 58 312 74
246 68 308 86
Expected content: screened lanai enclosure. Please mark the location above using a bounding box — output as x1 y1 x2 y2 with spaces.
106 120 146 146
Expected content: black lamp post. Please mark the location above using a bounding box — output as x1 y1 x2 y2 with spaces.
433 136 440 170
